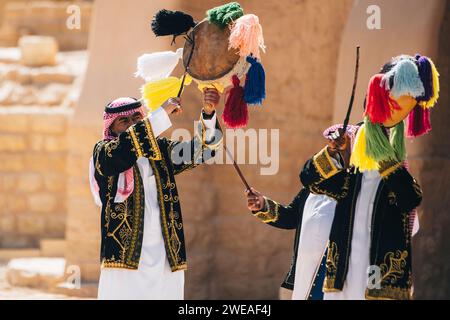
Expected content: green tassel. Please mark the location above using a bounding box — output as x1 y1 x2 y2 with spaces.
364 117 397 162
390 121 406 162
206 2 244 28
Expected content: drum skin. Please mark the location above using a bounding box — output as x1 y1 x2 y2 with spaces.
183 19 240 81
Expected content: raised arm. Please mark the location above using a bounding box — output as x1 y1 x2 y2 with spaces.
93 117 162 177
93 100 178 177
246 187 309 230
166 88 223 175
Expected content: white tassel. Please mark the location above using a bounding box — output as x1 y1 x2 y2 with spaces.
385 58 425 99
135 48 183 82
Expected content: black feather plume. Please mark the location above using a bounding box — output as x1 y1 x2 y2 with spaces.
151 9 196 37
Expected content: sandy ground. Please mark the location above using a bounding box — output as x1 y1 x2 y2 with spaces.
0 263 84 300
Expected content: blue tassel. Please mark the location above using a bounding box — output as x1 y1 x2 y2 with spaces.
244 55 266 105
415 55 433 101
388 58 424 99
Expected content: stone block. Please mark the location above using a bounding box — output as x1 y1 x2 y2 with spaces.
27 193 58 213
0 134 26 151
17 213 46 235
17 173 43 192
19 35 58 67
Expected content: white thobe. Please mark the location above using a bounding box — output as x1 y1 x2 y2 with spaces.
291 193 336 300
324 170 381 300
91 108 217 300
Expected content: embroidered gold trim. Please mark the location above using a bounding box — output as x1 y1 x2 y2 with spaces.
143 118 162 160
365 286 412 300
171 263 187 272
379 250 408 285
129 126 144 157
105 139 120 158
104 176 114 230
253 198 280 223
323 240 339 292
310 175 350 200
101 260 138 270
313 146 339 179
94 142 105 176
149 158 185 271
412 179 422 197
380 162 402 178
126 166 143 264
197 115 223 150
322 285 340 293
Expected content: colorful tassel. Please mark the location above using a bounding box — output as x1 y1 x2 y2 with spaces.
229 14 266 59
386 58 425 99
350 123 379 171
406 104 432 138
415 55 433 101
151 9 196 37
135 48 183 82
243 56 265 105
365 74 400 124
141 75 192 112
390 120 406 161
365 117 397 162
421 58 440 108
222 75 248 128
352 119 406 171
206 2 244 28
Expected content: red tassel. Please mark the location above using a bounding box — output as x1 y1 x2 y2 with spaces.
365 74 400 124
406 104 432 138
222 75 249 128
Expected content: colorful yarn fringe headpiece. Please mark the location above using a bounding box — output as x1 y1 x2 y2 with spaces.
351 54 440 171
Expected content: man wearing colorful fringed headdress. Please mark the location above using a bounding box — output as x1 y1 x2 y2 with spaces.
245 124 359 300
298 54 439 300
89 91 222 299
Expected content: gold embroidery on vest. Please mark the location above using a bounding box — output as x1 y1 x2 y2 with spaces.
313 146 339 179
379 250 408 285
129 127 144 157
323 241 339 291
143 118 162 160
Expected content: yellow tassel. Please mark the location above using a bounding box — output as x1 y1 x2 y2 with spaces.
197 82 225 93
421 58 440 109
350 124 379 171
141 75 192 112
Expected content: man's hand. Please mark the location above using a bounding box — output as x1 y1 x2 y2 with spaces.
162 97 182 116
327 128 351 168
202 88 220 115
245 187 265 212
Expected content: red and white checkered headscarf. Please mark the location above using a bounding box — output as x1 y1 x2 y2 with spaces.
103 97 147 140
90 97 147 205
322 123 360 152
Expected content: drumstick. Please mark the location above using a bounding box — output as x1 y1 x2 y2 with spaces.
342 46 360 133
204 84 252 192
216 118 252 192
177 33 196 98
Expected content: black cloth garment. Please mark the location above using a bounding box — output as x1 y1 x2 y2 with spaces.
251 188 309 291
300 146 422 300
93 116 222 271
